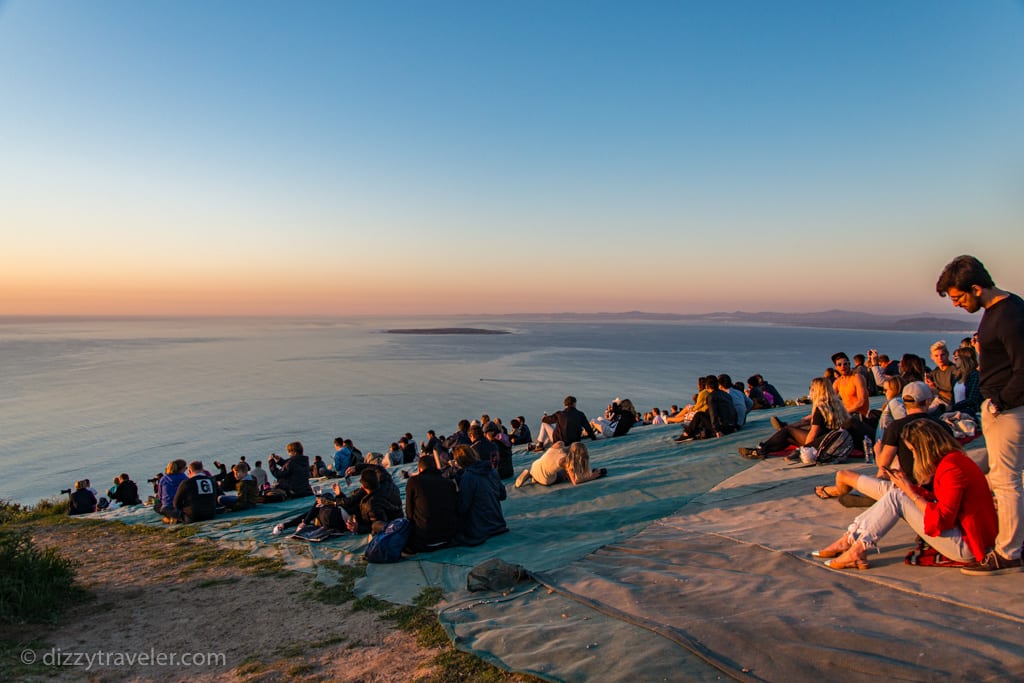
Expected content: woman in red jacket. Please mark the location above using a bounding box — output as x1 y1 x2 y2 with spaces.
813 419 997 570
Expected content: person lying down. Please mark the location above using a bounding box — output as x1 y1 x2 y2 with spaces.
515 441 606 489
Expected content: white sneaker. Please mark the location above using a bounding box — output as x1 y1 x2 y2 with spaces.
272 523 284 536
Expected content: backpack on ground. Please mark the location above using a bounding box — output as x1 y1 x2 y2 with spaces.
816 428 853 464
364 518 411 564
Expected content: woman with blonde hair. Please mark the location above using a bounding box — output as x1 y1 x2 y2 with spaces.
812 419 996 571
154 459 188 517
738 377 850 459
515 441 607 488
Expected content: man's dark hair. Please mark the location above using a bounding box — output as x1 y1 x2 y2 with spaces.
418 455 437 472
360 468 379 491
717 373 733 389
189 460 204 473
853 354 866 364
704 374 719 390
831 352 850 365
334 437 344 447
564 395 577 407
458 419 470 432
287 441 304 455
747 374 763 386
510 418 521 429
469 424 484 441
936 255 995 296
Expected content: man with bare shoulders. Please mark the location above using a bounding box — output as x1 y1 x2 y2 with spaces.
937 255 1024 574
831 352 870 418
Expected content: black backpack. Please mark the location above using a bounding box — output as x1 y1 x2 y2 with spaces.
816 429 853 464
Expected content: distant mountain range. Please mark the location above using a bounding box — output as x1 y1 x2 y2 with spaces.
492 309 975 333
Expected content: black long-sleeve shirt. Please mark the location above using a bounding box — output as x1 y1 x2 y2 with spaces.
979 293 1024 411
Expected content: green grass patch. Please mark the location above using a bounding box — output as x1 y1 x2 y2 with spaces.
352 595 389 612
429 648 527 682
0 529 90 624
0 497 71 524
302 563 365 605
0 639 52 679
365 588 536 681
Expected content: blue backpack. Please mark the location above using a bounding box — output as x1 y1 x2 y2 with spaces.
364 518 411 564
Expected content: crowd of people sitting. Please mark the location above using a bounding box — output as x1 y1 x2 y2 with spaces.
57 340 1003 571
58 255 1024 579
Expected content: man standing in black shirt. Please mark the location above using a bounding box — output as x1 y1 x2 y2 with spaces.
937 255 1024 574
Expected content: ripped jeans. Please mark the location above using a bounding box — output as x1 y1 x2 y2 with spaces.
846 473 975 563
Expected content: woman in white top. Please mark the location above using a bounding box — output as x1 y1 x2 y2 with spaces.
515 442 606 488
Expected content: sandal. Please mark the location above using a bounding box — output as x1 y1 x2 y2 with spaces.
815 485 839 500
824 556 870 570
823 541 870 570
811 535 852 558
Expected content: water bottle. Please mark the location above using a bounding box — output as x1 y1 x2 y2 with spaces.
863 437 873 464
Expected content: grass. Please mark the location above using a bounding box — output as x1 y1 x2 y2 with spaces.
0 529 90 624
303 562 366 605
0 500 534 680
354 587 538 681
0 638 51 680
0 497 71 524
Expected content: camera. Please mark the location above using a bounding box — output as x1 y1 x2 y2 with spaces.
60 488 72 495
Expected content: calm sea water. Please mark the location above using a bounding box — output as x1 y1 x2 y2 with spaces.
0 316 958 504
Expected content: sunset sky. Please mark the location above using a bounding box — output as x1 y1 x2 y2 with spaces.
1 1 1022 316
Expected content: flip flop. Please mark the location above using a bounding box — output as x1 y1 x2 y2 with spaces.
815 485 839 499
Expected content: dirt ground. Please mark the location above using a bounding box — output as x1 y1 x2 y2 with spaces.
3 522 446 682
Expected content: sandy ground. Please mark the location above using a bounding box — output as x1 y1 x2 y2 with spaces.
3 522 445 682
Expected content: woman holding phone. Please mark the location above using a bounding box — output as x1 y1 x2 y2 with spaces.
812 419 996 570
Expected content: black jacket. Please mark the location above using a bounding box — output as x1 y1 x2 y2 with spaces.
543 406 597 445
405 469 458 552
173 475 218 522
269 454 314 498
111 479 141 506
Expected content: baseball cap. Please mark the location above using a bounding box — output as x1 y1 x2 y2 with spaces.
902 381 931 405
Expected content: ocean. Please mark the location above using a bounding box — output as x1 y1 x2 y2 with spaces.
1 316 960 505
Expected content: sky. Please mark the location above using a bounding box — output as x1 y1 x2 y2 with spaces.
1 1 1022 317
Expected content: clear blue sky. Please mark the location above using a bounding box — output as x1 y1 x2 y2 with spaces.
1 1 1021 315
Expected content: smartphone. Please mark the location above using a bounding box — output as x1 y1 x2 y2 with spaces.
313 485 322 495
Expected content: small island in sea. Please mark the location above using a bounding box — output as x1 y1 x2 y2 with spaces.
385 327 511 335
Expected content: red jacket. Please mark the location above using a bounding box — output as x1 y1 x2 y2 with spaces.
919 450 997 563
